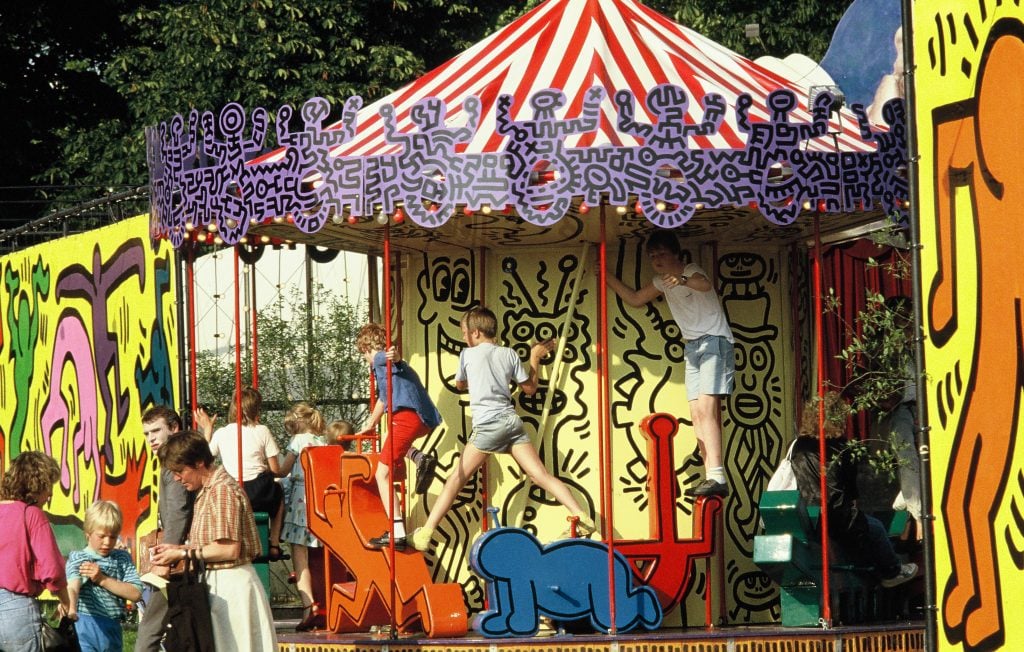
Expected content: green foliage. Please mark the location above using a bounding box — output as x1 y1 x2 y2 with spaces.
194 281 369 447
828 222 915 480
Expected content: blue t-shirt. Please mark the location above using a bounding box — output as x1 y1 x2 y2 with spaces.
372 351 442 429
66 548 142 620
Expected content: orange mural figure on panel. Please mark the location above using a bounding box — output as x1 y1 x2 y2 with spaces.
929 19 1024 651
300 446 467 638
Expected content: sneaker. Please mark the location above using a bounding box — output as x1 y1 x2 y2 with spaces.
880 562 918 588
410 526 434 552
683 479 729 497
415 454 437 494
368 531 407 551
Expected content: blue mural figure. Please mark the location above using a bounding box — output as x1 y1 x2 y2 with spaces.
469 515 662 637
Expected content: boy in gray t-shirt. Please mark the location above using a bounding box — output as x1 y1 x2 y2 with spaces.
410 306 595 551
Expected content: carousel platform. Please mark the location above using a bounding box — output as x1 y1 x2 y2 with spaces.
274 622 926 652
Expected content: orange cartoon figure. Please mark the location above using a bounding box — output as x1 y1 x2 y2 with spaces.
929 20 1024 651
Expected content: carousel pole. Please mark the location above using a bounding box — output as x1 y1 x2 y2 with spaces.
599 201 617 634
233 246 244 488
250 253 259 388
478 246 490 534
813 213 832 626
382 222 398 638
186 243 199 416
897 1 937 646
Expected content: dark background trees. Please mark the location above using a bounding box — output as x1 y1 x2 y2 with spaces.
0 0 850 233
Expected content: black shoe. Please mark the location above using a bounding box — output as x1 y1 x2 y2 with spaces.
683 479 729 497
369 531 407 550
414 454 437 494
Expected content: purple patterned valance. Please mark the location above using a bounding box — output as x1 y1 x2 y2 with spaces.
145 86 907 248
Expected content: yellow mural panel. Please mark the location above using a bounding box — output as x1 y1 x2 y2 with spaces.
0 215 179 558
396 241 793 623
913 2 1024 650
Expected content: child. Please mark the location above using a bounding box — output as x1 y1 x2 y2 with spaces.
410 306 595 552
200 387 287 560
605 230 735 497
66 500 144 652
278 401 327 631
327 419 356 451
355 323 441 550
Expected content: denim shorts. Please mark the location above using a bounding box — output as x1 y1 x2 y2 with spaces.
683 334 735 401
0 588 43 652
469 412 530 453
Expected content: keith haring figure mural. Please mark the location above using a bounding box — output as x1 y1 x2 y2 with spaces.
929 17 1024 646
0 217 179 561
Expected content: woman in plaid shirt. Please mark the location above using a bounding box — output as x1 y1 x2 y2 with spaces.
151 431 277 651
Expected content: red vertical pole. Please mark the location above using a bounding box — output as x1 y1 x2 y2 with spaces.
599 202 617 634
478 247 489 533
187 244 198 413
813 214 832 624
250 259 259 388
382 223 398 638
233 247 244 488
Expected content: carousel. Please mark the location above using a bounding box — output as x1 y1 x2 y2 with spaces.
147 0 925 650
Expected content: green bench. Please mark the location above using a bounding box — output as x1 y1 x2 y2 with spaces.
753 490 908 626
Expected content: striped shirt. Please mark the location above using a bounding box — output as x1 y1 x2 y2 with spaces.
66 548 142 620
189 465 262 569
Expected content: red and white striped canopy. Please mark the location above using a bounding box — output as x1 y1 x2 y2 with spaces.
331 0 874 158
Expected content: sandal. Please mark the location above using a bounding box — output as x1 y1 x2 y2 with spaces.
295 603 323 632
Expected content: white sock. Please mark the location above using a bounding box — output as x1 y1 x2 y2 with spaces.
393 521 407 539
707 467 727 484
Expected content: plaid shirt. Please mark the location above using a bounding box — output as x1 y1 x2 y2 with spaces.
190 466 262 569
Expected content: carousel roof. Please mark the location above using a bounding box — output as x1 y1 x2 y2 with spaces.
147 0 907 254
310 0 875 158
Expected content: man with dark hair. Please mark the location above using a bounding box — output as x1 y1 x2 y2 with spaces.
606 230 735 497
135 405 195 652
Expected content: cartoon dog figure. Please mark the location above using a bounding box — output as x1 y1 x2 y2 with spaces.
469 525 662 637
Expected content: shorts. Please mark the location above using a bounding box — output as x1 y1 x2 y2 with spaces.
469 412 531 453
243 470 284 516
378 409 430 481
684 334 735 401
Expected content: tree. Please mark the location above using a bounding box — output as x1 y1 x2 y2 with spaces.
195 281 370 447
34 1 509 214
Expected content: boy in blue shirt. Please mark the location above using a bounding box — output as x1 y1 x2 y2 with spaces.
66 500 144 652
356 323 442 550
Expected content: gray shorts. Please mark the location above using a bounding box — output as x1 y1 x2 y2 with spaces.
684 334 735 401
469 412 530 453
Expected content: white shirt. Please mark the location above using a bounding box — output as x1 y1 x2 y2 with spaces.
652 263 734 342
456 342 528 426
209 422 280 481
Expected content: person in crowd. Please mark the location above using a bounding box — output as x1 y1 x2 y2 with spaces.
605 230 735 496
790 391 918 588
135 405 194 652
355 323 441 550
327 419 356 451
410 306 594 552
0 451 71 652
197 387 286 560
277 401 327 631
874 295 923 540
151 430 277 650
66 500 143 652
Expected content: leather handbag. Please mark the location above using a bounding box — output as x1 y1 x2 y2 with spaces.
164 556 215 651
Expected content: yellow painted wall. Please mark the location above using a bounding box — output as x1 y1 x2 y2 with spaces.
913 3 1024 650
0 215 179 556
396 239 794 623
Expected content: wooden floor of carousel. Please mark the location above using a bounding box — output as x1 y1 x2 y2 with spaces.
272 614 927 652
